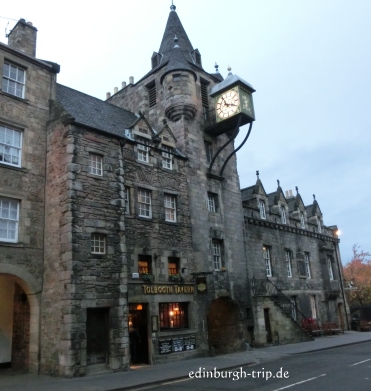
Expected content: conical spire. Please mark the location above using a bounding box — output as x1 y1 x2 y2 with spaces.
158 6 196 67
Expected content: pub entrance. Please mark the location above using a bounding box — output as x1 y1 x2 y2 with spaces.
129 303 149 365
86 308 109 365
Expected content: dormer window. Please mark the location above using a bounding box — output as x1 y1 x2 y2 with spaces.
162 146 172 170
259 200 266 219
136 137 149 163
191 49 202 66
151 53 161 69
280 206 286 224
300 212 305 229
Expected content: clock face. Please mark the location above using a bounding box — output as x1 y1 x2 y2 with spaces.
216 90 240 119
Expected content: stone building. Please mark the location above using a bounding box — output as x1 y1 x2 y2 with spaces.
242 174 348 346
0 4 347 378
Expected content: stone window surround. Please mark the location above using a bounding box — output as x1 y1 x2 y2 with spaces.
0 189 30 245
2 61 26 99
159 302 189 330
304 252 311 278
280 205 287 224
207 192 218 213
300 212 305 229
137 188 152 218
327 256 334 281
204 140 213 164
259 199 266 220
212 239 223 270
91 233 106 254
161 146 173 170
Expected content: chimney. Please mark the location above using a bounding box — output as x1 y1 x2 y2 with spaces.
129 76 134 84
289 189 293 197
114 87 118 94
8 19 38 57
285 190 289 198
106 92 111 99
122 81 127 89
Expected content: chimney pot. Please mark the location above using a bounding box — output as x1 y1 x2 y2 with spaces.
122 81 127 88
129 76 134 84
106 92 111 99
114 87 118 94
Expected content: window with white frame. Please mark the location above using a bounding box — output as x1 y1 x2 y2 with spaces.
2 62 25 98
164 194 176 222
91 233 106 254
259 200 266 219
285 250 293 277
212 240 222 270
138 189 152 218
0 125 22 167
124 187 130 214
137 137 149 163
317 217 322 233
300 212 305 228
280 206 286 224
263 246 272 277
0 197 19 242
207 193 217 213
89 154 103 176
304 252 311 278
327 256 334 280
162 146 172 169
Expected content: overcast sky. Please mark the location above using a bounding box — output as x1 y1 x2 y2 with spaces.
1 0 370 263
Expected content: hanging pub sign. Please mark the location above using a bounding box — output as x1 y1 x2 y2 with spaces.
196 276 207 293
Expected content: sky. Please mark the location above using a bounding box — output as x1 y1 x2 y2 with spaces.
1 0 370 263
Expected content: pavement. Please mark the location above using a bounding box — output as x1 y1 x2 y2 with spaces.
1 331 371 391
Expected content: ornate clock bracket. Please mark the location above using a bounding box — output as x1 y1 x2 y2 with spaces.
208 115 253 177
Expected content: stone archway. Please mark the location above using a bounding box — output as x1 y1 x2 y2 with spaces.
0 264 41 373
207 296 245 355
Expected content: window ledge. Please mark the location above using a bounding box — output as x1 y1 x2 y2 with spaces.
137 216 153 222
164 220 178 225
0 163 27 172
87 173 105 180
0 241 24 247
136 160 154 167
0 90 29 104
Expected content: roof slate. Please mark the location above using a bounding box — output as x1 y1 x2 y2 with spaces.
56 84 137 137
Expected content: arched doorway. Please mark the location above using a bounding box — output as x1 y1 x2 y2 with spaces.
207 297 245 355
0 264 41 373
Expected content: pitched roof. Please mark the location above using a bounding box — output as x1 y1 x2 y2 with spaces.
56 84 137 137
161 44 197 82
241 185 255 202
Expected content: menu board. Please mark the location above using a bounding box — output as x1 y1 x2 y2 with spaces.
184 334 196 350
158 338 172 355
159 335 196 355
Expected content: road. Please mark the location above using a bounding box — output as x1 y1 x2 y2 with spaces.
135 341 371 391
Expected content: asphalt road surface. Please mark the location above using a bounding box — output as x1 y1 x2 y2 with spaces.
135 341 371 391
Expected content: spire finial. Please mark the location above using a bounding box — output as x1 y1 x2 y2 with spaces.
277 179 280 187
295 186 299 194
313 194 316 201
214 62 219 72
170 1 176 11
256 170 259 179
227 65 232 75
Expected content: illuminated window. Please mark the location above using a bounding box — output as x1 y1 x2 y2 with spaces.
2 62 25 98
89 154 103 176
138 255 152 276
168 257 179 275
159 302 188 330
0 197 19 242
91 234 105 254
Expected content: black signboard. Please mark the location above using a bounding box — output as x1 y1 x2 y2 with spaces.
172 336 184 352
184 334 196 351
158 338 172 355
159 335 196 355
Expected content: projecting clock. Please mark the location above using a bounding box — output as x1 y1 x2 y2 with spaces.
216 89 240 119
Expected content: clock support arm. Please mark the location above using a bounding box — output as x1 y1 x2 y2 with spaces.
208 115 241 173
220 121 253 177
